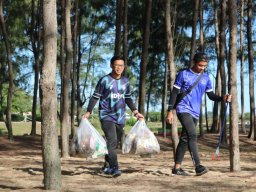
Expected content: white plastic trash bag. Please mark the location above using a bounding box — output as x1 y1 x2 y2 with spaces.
77 118 108 158
122 120 160 155
122 121 138 154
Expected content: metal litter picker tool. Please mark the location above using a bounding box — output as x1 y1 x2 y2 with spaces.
212 103 229 160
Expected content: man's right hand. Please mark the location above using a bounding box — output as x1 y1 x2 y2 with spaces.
82 111 91 119
166 111 174 124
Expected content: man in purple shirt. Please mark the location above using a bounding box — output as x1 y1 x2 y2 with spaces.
166 52 232 176
83 55 144 177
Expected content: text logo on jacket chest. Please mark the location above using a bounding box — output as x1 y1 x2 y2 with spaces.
111 92 124 99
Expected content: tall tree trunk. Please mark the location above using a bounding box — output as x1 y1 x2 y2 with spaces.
114 0 123 56
247 0 255 140
228 0 240 172
30 0 41 136
61 0 73 158
239 0 246 134
122 0 128 77
199 0 204 49
138 0 152 115
60 0 65 121
165 0 178 154
76 13 83 123
219 0 227 144
0 61 3 121
198 0 204 137
189 0 199 67
41 0 61 189
71 0 79 139
0 0 14 140
211 0 221 133
123 0 128 65
161 58 167 138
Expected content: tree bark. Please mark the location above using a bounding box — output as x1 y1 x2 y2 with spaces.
71 0 79 139
76 13 83 123
211 0 221 133
123 0 128 65
60 0 65 121
61 0 73 158
122 0 128 77
247 0 255 140
30 0 41 136
228 0 240 172
239 0 246 134
161 59 167 138
114 0 123 56
165 0 178 154
199 0 204 137
219 0 227 144
189 0 199 67
138 0 152 115
0 0 14 140
41 0 62 189
0 61 3 121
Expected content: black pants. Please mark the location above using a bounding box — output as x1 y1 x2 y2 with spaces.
101 120 124 169
175 113 200 166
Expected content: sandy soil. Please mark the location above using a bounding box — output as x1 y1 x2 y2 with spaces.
0 133 256 192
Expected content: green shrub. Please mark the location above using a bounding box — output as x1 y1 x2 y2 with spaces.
11 114 24 122
126 118 137 126
148 111 161 122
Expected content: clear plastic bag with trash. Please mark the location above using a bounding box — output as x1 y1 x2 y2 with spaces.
76 118 108 158
122 120 160 155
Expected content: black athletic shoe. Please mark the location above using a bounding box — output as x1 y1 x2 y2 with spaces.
111 168 122 177
171 168 189 176
102 161 110 172
103 167 122 177
195 165 208 176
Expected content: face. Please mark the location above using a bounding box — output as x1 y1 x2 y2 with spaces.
192 61 208 73
111 59 125 76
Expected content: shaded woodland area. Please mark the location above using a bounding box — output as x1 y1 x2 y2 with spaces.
0 0 256 190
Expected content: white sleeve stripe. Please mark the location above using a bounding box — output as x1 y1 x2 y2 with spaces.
92 95 100 99
206 89 213 92
173 85 181 89
94 93 101 96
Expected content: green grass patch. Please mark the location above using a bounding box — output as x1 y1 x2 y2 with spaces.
0 119 164 137
0 121 42 136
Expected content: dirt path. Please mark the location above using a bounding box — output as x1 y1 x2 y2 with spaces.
0 134 256 192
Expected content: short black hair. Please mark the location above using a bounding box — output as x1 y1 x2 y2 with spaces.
193 52 208 62
110 55 125 64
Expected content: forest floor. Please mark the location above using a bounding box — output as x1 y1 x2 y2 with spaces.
0 133 256 192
